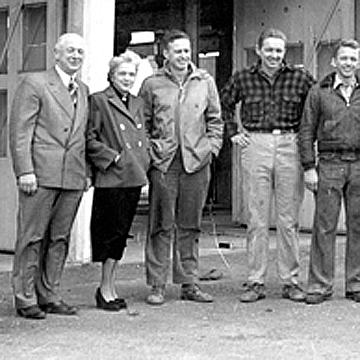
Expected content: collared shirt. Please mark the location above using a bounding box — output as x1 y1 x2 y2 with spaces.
333 73 357 104
55 64 76 88
221 61 316 137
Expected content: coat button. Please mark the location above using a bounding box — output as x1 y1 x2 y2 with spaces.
120 124 126 131
137 123 142 129
64 128 69 132
138 140 142 147
126 142 131 149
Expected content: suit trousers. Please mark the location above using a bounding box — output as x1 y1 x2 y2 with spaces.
13 187 83 309
145 151 211 286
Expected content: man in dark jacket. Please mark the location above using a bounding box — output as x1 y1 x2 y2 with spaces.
299 39 360 305
140 29 223 305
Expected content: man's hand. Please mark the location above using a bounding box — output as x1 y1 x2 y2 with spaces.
18 173 38 195
304 168 318 193
230 132 251 148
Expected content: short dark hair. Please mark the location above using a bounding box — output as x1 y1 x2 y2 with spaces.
162 29 190 49
257 28 287 49
333 39 360 58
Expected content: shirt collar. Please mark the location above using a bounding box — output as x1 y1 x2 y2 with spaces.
55 64 76 87
163 61 193 79
333 73 357 89
251 60 287 75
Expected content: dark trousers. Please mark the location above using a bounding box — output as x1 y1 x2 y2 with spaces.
308 158 360 295
13 187 83 309
145 151 211 286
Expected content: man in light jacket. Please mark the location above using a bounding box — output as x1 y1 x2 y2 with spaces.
140 29 223 305
10 33 89 319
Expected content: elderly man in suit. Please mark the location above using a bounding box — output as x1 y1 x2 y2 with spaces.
10 33 89 319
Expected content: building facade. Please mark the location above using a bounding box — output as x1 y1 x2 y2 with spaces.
0 0 359 258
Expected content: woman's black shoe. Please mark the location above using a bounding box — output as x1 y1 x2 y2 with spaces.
95 288 121 311
114 297 128 309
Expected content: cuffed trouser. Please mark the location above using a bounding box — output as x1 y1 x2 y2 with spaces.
308 158 360 295
241 133 303 285
145 151 211 286
13 187 83 309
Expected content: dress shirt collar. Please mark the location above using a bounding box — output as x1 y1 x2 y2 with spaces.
55 64 76 87
333 73 357 90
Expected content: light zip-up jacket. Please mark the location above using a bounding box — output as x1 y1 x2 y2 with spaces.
139 62 223 173
299 72 360 170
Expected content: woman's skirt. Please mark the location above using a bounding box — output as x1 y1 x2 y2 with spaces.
90 186 142 262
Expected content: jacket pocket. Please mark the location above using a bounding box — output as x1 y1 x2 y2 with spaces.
322 119 341 140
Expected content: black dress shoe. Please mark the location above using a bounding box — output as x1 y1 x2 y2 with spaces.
114 297 128 309
346 291 360 302
39 300 78 315
95 288 121 311
17 305 46 320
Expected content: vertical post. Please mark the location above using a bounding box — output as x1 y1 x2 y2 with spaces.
184 0 199 65
355 0 360 41
66 0 84 35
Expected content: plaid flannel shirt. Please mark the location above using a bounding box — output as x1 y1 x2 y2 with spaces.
221 62 316 137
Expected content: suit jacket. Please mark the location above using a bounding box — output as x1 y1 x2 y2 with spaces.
87 86 150 188
10 67 89 190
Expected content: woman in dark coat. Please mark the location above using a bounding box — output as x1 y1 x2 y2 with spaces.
87 50 150 311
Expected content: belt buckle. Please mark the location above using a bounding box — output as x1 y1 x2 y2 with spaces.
272 129 281 135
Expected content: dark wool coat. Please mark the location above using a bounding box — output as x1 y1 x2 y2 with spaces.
87 86 150 188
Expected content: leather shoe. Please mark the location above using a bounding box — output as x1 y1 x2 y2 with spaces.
181 284 213 303
147 285 165 305
305 292 332 305
17 305 46 320
95 288 122 311
282 284 306 302
114 297 128 309
346 291 360 302
240 283 266 303
39 300 78 315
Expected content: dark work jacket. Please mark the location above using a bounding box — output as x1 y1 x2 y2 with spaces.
299 72 360 170
87 86 150 188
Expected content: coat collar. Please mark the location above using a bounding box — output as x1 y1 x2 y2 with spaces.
156 61 210 82
46 67 76 119
249 60 292 75
319 71 360 89
105 86 140 122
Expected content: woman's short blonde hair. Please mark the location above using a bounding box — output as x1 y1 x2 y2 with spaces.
107 50 141 82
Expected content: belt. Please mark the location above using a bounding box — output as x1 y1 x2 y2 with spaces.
246 128 297 135
320 148 360 154
320 149 360 162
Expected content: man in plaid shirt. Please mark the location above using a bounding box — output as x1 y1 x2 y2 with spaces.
221 28 315 303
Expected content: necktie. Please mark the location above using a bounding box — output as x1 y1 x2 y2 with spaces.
68 78 78 106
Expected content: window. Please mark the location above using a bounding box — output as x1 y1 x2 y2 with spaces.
0 91 7 157
0 7 8 74
23 3 47 71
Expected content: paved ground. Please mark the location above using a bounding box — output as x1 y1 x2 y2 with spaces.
0 211 359 359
